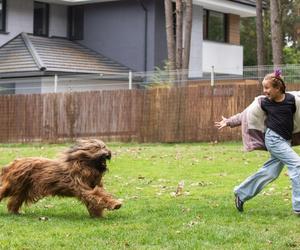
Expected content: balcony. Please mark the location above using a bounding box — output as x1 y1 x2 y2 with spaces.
202 41 243 75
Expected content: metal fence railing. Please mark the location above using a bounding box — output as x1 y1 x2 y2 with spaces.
0 64 300 95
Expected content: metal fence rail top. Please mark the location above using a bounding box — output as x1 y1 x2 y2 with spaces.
0 64 299 94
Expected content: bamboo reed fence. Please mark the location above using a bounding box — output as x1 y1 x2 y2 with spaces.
0 83 300 143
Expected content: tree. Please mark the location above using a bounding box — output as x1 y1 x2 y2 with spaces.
164 0 193 84
176 0 183 70
240 17 258 65
164 0 176 71
256 0 265 66
182 0 193 71
241 0 300 66
270 0 283 65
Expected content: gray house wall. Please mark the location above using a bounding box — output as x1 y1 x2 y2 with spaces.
0 0 33 46
0 0 68 47
49 4 68 38
154 0 167 70
81 0 167 72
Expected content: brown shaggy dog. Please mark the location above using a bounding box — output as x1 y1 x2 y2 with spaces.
0 139 122 217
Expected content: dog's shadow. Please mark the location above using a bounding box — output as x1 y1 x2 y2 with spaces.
0 207 124 222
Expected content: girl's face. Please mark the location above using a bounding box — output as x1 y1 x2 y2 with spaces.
262 79 282 101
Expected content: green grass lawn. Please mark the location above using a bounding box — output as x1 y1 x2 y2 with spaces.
0 142 299 249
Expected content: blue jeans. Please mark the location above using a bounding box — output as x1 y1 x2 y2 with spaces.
234 128 300 211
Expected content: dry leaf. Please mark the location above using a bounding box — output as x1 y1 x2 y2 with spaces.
39 216 49 221
175 180 185 196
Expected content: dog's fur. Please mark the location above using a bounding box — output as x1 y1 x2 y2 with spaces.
0 139 121 217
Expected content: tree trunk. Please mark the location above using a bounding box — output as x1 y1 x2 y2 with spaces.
256 0 265 83
182 0 193 72
270 0 283 66
164 0 176 71
256 0 265 66
176 0 183 70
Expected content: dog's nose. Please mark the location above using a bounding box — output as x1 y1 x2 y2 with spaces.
106 151 111 160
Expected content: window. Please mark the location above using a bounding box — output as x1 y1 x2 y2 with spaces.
68 6 84 40
0 0 6 32
34 1 49 36
203 10 228 43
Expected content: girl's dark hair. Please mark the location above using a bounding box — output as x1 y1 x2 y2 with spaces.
264 72 286 93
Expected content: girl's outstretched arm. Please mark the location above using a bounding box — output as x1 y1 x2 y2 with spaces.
215 116 228 130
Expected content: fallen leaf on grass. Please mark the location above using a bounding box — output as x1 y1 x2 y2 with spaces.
182 208 191 213
203 156 213 161
39 216 49 221
190 181 213 187
127 196 139 200
262 191 272 196
186 220 199 227
176 180 184 195
44 204 54 209
170 180 185 197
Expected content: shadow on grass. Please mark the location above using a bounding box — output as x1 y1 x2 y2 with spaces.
0 208 124 223
0 196 294 225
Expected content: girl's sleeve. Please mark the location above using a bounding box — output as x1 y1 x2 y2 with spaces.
226 112 244 128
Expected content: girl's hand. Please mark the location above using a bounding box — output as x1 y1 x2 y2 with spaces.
214 116 228 130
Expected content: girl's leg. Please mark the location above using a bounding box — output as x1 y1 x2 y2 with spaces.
265 129 300 211
234 155 284 202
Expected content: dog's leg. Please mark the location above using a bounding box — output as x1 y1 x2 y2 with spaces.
7 195 25 214
86 203 105 218
0 183 10 202
90 187 122 210
79 187 122 217
0 187 3 202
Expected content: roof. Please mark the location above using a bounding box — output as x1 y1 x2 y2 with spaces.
0 33 130 78
229 0 256 7
229 0 267 8
195 0 256 17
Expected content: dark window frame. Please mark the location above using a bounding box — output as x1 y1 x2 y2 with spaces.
203 9 228 43
0 0 7 32
33 1 49 37
68 5 84 40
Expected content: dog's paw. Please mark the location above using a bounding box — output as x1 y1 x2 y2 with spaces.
88 207 104 218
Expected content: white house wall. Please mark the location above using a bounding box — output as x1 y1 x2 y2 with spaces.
202 41 243 75
0 0 68 47
189 5 203 78
193 0 256 17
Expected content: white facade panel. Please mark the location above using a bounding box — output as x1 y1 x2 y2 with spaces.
202 41 243 75
193 0 256 17
188 5 203 78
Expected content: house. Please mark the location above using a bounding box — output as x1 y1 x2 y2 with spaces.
0 0 256 94
0 32 131 94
